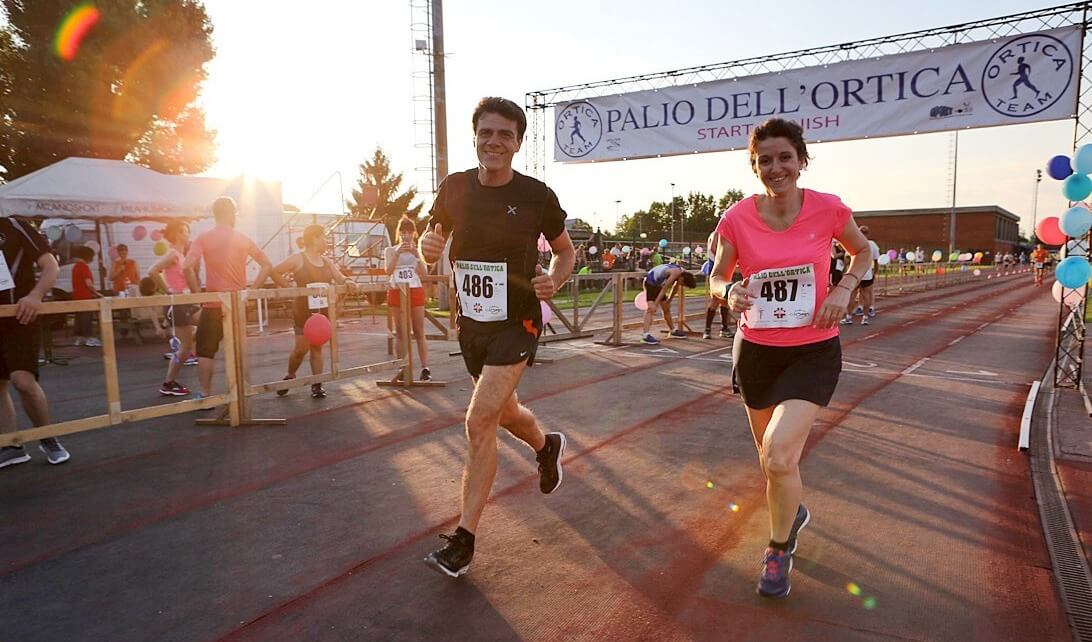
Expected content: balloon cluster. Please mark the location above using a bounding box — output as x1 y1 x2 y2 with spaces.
1044 147 1092 292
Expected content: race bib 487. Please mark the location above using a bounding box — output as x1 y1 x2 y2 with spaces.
742 263 816 329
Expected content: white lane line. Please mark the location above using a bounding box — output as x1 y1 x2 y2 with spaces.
860 333 881 341
930 311 943 317
901 357 929 375
976 322 990 331
948 336 965 346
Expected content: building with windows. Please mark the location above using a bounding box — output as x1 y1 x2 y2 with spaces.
853 205 1023 258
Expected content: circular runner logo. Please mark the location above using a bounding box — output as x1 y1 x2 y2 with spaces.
556 101 603 158
981 33 1074 119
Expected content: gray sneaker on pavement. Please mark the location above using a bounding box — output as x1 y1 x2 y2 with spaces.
0 446 31 469
39 438 70 465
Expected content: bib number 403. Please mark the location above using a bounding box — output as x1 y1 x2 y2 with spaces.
462 273 494 298
759 278 798 302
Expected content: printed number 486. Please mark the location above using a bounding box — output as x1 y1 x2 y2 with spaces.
463 274 494 298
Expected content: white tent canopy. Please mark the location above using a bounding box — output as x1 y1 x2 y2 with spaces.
0 157 260 223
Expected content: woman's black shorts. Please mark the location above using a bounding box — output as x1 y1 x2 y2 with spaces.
732 335 842 409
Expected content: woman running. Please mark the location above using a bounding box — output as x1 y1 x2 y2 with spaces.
385 216 432 382
710 118 871 599
147 221 199 396
703 229 734 339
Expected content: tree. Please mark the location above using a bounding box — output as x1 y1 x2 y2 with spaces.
0 0 217 181
346 147 423 236
614 189 745 241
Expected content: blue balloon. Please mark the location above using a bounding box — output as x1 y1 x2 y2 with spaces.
659 239 668 248
1061 205 1092 238
1049 155 1074 180
1063 173 1092 202
1056 256 1092 289
1075 145 1092 175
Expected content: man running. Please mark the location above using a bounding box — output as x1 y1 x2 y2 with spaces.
640 262 697 344
702 230 734 339
0 216 69 468
843 225 880 325
418 97 576 578
1031 243 1049 286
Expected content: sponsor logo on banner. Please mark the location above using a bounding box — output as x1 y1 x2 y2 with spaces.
981 32 1074 118
556 101 603 158
552 26 1082 163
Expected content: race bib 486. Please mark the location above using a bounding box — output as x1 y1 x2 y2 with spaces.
454 260 508 322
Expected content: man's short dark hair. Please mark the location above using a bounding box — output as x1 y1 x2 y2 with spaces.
116 243 128 252
74 246 95 261
139 276 158 296
472 97 527 139
680 272 697 288
212 196 237 222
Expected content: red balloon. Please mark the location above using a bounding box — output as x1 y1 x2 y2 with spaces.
303 313 332 346
1036 216 1067 246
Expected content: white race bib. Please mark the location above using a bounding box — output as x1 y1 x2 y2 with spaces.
0 251 13 292
454 260 508 322
306 282 329 310
391 266 422 288
1034 262 1044 269
742 263 817 329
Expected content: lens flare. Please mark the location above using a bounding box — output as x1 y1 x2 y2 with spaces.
705 481 714 489
846 582 861 596
54 4 101 61
728 502 740 512
863 596 877 610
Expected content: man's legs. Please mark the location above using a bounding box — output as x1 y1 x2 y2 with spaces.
10 371 49 427
0 380 15 436
286 336 310 377
458 362 528 535
861 285 874 314
197 358 215 396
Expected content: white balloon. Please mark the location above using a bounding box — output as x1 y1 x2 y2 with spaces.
588 246 598 255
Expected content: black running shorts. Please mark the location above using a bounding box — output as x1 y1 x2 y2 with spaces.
0 318 41 380
195 307 224 359
732 335 842 409
458 321 540 378
859 277 875 288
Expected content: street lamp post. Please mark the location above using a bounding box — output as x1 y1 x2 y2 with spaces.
1032 169 1042 234
670 183 676 244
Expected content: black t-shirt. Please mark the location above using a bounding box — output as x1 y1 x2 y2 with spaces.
0 217 51 305
428 169 567 330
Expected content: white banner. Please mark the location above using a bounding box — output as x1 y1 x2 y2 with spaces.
554 27 1082 163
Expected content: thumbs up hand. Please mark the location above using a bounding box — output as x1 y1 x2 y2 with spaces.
419 223 446 263
531 263 556 300
726 277 754 313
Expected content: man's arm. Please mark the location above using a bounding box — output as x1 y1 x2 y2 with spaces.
15 253 60 324
248 242 274 289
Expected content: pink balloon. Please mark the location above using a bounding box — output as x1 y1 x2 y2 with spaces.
537 234 550 253
1035 217 1067 246
150 229 163 242
634 290 648 311
540 300 553 325
303 313 332 346
132 225 147 241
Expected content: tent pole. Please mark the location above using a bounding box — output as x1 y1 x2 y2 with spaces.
95 221 107 291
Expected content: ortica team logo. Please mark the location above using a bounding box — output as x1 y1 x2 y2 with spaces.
555 101 603 158
982 32 1074 118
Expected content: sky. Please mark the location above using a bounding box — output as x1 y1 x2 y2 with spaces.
200 0 1077 237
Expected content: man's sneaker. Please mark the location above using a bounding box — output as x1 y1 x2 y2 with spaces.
703 329 713 339
640 334 660 345
720 329 734 339
184 354 199 366
38 438 70 465
867 307 876 318
668 329 687 339
73 337 85 346
311 383 326 399
757 547 793 598
423 533 474 578
163 351 174 360
0 446 31 469
787 504 811 554
159 380 192 396
840 315 854 325
536 432 566 494
420 368 432 382
853 305 864 316
84 337 102 347
860 317 870 326
276 375 295 397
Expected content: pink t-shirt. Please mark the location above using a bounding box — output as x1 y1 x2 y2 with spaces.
186 225 268 306
716 189 852 347
162 248 188 293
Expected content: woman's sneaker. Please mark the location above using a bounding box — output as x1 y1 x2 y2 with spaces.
277 375 295 397
0 446 31 469
420 368 432 382
84 337 102 347
757 547 793 598
311 383 326 399
703 329 713 339
787 504 811 553
39 438 70 465
159 381 191 396
640 334 660 345
668 329 687 339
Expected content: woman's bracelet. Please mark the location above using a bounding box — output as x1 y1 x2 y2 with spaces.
840 273 861 287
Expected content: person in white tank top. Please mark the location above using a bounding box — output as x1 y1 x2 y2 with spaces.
384 216 431 381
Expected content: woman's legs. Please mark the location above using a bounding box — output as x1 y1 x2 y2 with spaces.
758 400 819 542
164 324 195 382
411 305 429 368
286 336 310 376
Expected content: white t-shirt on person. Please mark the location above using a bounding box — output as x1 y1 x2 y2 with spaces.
863 240 880 281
